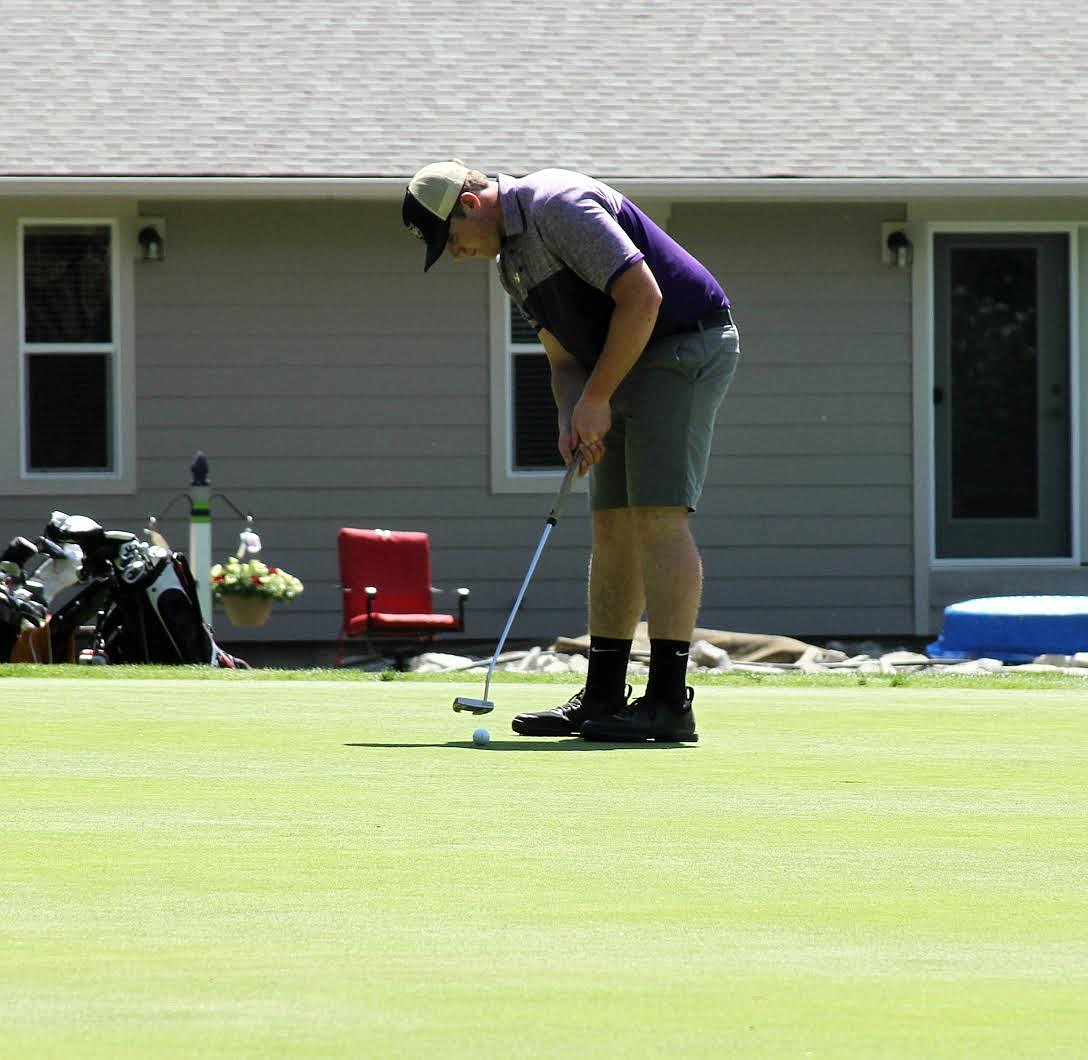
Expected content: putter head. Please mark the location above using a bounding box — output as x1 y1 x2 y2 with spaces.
452 696 494 716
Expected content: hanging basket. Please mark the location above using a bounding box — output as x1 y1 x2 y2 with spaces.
222 595 274 627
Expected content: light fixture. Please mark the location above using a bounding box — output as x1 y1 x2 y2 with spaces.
884 228 913 269
138 224 165 262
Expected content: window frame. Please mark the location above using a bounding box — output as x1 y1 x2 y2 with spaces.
488 269 574 494
15 217 133 490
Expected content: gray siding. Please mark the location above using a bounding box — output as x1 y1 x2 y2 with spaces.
672 201 915 637
131 200 592 647
1 197 918 651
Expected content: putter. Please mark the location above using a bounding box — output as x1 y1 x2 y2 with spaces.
453 454 582 715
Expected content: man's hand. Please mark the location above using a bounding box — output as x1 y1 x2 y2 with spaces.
541 261 661 476
568 395 611 473
570 262 661 473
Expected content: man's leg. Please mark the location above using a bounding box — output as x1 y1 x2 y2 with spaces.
579 505 700 742
635 506 701 706
582 321 738 742
633 507 701 642
589 507 645 638
510 509 639 736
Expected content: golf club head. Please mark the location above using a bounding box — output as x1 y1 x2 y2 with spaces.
452 696 494 716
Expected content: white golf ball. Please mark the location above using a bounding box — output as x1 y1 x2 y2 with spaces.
472 728 490 747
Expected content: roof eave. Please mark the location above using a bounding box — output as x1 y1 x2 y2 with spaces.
2 175 1088 199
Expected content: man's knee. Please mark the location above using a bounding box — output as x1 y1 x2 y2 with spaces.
592 507 635 547
630 506 692 546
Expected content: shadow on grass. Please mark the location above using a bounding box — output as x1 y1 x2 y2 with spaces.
344 739 695 752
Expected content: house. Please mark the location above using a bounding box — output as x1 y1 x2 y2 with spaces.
4 0 1088 660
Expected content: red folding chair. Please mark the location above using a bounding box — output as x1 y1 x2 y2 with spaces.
335 528 468 668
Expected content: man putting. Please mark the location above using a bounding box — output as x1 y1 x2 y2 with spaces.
402 161 738 742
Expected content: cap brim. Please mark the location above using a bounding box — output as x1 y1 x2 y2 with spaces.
423 219 450 272
403 189 452 273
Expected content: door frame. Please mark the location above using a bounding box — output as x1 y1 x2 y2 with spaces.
911 220 1083 632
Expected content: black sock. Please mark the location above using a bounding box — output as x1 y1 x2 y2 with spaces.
646 639 690 704
585 636 633 701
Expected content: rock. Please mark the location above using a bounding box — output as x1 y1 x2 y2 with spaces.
797 645 827 673
941 660 994 675
691 639 730 669
410 651 474 672
878 650 932 673
511 646 542 672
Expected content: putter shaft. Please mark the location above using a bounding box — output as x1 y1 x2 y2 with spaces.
453 456 580 714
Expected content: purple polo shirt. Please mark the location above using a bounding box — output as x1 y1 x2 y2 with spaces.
495 169 728 371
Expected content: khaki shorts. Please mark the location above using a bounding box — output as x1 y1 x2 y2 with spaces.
590 321 739 512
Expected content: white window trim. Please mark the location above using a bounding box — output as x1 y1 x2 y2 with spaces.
14 216 135 494
488 268 586 495
913 220 1083 588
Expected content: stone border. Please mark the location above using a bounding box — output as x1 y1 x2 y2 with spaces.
403 641 1088 678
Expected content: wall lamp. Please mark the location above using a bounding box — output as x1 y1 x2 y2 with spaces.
881 224 913 268
138 223 165 262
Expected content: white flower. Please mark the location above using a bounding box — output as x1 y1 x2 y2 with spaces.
210 555 304 602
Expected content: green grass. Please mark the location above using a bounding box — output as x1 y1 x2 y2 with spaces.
2 677 1086 1058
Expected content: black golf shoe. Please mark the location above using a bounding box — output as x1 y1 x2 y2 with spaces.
511 686 631 737
580 687 698 743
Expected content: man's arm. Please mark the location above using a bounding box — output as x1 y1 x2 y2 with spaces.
570 261 662 451
539 260 662 472
539 328 589 469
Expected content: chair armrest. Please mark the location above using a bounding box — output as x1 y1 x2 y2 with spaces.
433 586 470 625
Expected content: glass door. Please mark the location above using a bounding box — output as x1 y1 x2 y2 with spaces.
933 233 1070 558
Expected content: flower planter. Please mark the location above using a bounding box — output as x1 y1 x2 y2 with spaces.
223 595 274 627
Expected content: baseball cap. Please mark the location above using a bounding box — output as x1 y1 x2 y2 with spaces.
402 160 470 272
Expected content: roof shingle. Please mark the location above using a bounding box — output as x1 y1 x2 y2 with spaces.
3 0 1087 180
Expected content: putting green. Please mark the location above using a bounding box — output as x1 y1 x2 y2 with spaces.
2 678 1085 1057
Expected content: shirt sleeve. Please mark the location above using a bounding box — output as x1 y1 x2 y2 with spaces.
535 189 645 294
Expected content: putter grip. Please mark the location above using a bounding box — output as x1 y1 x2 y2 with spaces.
548 458 581 525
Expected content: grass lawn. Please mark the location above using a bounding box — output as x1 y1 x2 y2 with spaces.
2 674 1086 1058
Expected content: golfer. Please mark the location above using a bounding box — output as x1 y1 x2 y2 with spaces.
402 161 738 742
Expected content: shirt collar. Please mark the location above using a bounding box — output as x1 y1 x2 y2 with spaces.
497 173 526 240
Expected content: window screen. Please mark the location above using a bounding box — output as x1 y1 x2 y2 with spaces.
23 225 112 344
26 354 111 471
21 223 115 473
509 300 563 470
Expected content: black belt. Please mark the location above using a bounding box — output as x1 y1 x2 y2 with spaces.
694 307 733 330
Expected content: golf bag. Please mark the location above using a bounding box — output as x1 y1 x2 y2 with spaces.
0 536 52 660
3 512 247 667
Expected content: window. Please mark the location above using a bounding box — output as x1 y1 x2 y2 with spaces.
488 272 587 493
19 222 117 474
508 301 563 472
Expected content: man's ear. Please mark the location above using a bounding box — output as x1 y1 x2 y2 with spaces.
458 191 481 213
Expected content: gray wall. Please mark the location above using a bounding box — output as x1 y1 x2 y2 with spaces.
1 196 917 651
133 199 595 648
672 201 915 637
